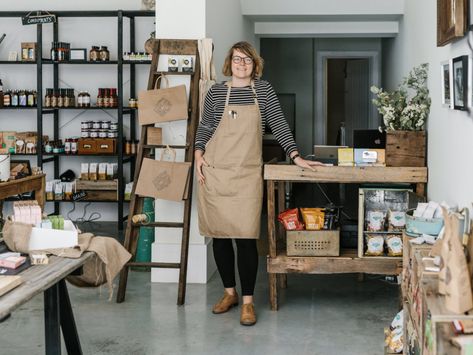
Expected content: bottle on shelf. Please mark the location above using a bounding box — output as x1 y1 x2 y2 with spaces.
97 88 103 107
51 90 58 108
44 89 52 108
27 90 35 107
11 90 18 107
0 79 3 108
111 88 118 108
3 90 11 107
69 89 76 107
89 46 100 61
51 42 58 61
99 46 110 61
103 88 110 108
18 89 27 107
57 89 64 107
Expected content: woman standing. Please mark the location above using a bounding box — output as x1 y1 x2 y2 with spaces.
195 41 322 326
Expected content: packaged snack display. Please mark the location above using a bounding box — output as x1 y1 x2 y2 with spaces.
367 210 385 231
323 206 340 230
388 210 406 231
365 234 384 256
300 208 325 230
278 208 304 231
386 234 403 256
80 163 89 180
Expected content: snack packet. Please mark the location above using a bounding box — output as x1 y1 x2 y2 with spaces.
388 210 406 232
278 208 304 231
386 234 403 256
300 208 325 230
367 210 386 231
365 233 384 256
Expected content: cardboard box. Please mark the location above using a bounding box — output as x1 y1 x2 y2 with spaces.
338 148 354 166
354 148 386 166
147 127 163 145
29 220 78 250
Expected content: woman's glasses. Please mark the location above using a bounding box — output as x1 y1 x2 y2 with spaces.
232 56 253 65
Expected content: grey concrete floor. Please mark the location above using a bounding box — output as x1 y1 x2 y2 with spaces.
0 261 399 355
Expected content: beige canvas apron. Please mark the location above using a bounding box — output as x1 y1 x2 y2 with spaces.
198 81 263 239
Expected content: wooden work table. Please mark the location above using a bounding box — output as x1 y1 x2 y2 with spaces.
265 164 428 311
0 174 46 209
0 253 93 354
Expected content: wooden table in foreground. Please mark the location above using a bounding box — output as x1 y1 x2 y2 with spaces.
0 253 94 354
0 174 46 209
265 164 428 311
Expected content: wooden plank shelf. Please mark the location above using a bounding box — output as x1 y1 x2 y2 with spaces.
267 249 402 275
264 164 428 183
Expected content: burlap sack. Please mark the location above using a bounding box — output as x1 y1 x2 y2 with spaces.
2 221 131 300
2 219 32 253
67 237 131 300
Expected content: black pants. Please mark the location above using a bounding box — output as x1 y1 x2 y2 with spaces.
212 238 258 296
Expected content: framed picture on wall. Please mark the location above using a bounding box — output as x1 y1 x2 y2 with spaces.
440 60 453 107
437 0 467 46
452 55 468 110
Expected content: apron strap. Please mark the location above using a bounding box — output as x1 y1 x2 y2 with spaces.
225 81 259 107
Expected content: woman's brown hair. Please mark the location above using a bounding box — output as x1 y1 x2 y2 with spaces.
222 41 264 79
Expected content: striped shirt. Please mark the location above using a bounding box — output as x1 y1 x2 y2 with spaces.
195 79 298 156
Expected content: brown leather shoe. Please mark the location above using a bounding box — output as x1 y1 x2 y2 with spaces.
240 303 256 326
212 290 239 314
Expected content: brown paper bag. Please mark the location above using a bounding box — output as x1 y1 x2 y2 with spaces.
439 208 473 314
138 75 188 125
135 149 191 202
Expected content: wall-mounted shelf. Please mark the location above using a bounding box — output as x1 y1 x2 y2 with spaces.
0 9 154 230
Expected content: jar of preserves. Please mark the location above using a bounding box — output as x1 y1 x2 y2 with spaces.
92 121 101 129
89 46 100 61
83 91 91 107
71 138 78 154
110 122 118 130
99 46 110 61
64 138 71 154
107 130 118 138
101 121 111 129
81 130 90 138
90 130 99 138
98 129 107 138
128 98 138 108
81 121 90 129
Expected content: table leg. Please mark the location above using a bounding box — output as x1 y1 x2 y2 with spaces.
269 273 278 311
44 283 61 355
277 274 287 289
59 279 83 355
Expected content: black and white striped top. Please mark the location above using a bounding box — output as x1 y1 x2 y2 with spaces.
195 80 298 156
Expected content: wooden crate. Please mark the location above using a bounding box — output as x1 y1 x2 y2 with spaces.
286 229 339 256
75 179 118 201
386 130 426 167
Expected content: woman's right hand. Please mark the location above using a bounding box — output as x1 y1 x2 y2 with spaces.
195 150 209 185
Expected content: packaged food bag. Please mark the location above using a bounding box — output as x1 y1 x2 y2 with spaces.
300 208 325 230
278 208 304 231
365 233 384 256
386 234 403 257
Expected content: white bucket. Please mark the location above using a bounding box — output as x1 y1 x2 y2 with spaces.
0 154 10 182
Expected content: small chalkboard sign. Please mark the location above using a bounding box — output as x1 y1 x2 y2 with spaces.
22 11 56 26
72 191 87 202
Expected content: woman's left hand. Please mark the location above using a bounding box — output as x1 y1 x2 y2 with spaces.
293 157 325 172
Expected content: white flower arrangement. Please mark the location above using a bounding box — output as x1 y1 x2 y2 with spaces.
371 64 431 131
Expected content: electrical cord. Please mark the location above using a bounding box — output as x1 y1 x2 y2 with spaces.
303 154 354 220
67 202 102 223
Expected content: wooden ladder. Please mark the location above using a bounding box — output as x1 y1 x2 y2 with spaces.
116 39 201 305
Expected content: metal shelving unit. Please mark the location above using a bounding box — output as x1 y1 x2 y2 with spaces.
0 10 154 230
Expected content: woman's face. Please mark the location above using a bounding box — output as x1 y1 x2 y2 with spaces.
231 49 254 81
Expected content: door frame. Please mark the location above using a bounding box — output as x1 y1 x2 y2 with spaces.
315 51 381 144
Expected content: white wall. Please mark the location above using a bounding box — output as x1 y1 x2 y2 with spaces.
0 1 154 220
383 0 473 208
205 0 256 81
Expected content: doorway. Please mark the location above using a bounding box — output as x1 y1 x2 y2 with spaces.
315 51 380 145
326 58 370 146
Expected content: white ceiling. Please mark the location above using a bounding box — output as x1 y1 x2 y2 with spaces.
240 0 404 37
